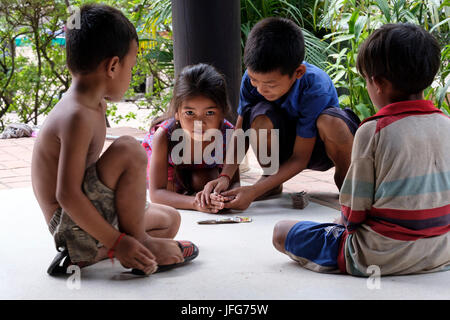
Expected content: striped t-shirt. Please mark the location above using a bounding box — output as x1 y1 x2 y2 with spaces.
338 100 450 276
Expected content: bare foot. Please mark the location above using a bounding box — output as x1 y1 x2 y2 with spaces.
94 246 109 262
142 237 184 266
74 246 109 268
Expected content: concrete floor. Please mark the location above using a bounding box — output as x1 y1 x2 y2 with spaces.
1 187 449 300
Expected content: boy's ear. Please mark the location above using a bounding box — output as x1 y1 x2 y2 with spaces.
106 56 120 78
372 76 388 94
174 111 179 121
294 64 306 79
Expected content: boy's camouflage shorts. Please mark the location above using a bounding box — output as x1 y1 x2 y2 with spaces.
48 164 118 263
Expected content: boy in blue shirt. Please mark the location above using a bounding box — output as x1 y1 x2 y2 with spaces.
201 17 360 210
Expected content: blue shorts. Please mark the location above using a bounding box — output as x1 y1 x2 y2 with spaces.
285 221 345 273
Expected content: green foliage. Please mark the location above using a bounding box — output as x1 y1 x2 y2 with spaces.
128 0 175 123
424 43 450 115
0 0 70 130
71 0 175 125
320 0 449 119
240 0 333 70
1 0 449 129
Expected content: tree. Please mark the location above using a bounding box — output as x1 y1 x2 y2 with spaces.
0 0 70 129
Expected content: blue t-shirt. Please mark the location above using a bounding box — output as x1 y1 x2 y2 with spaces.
237 62 339 138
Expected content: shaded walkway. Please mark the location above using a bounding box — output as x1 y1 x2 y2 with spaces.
2 128 447 299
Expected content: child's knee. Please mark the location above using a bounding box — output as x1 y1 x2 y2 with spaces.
155 203 180 225
317 115 353 168
111 135 147 165
272 221 291 252
250 115 276 160
151 203 181 234
251 114 274 130
317 114 353 146
166 207 181 237
166 206 181 227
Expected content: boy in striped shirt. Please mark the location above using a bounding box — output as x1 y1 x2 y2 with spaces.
272 23 450 276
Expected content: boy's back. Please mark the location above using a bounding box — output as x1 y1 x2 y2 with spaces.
338 23 450 276
370 106 449 197
32 94 107 224
339 100 450 275
272 23 448 278
31 4 193 276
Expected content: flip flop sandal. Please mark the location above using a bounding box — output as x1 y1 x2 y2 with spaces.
47 248 72 276
131 240 199 276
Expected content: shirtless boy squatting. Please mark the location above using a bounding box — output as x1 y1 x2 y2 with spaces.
31 3 198 276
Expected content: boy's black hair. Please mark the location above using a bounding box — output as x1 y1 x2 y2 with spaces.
244 17 305 76
356 23 440 95
66 3 138 74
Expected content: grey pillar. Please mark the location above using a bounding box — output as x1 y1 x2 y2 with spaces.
171 0 241 121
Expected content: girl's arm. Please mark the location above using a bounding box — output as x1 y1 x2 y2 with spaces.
201 115 244 205
148 128 197 210
148 128 222 213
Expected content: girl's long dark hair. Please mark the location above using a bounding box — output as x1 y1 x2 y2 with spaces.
150 63 231 130
150 63 231 194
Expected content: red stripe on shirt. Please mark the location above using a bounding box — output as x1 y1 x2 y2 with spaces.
337 231 349 274
359 100 445 130
365 219 450 241
371 204 450 220
375 113 412 133
341 205 367 224
375 111 444 133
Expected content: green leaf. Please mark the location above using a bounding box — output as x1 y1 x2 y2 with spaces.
348 9 359 35
354 16 367 43
326 34 355 50
338 94 350 106
430 17 450 33
436 79 450 109
441 106 450 116
355 103 372 120
322 30 346 40
375 0 391 23
333 70 346 83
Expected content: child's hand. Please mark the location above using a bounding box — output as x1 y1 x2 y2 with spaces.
210 192 235 203
114 235 158 275
221 186 255 211
202 176 231 206
194 191 225 214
